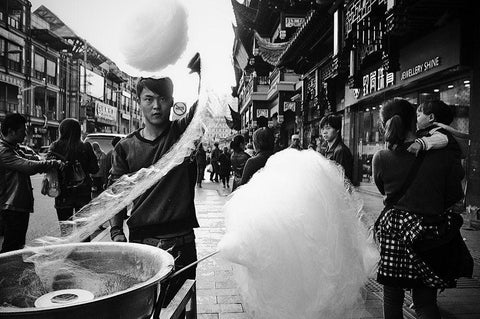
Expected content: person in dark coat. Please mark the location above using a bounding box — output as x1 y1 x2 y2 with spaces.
240 127 274 186
230 134 250 191
195 142 207 188
48 118 99 236
210 142 221 182
373 99 466 319
319 114 353 181
0 114 62 252
218 147 231 188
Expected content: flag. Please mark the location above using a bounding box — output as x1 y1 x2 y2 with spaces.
225 104 241 131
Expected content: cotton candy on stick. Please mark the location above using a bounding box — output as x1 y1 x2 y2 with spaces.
120 0 188 72
217 149 380 319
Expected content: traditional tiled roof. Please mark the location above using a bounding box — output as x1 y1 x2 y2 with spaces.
254 32 291 66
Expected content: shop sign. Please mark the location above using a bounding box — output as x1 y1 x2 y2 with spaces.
0 73 23 88
285 17 305 28
122 113 131 120
283 101 296 112
95 101 117 124
362 67 394 97
256 109 269 118
400 56 441 81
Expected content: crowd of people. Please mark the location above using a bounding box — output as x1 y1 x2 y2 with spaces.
0 72 472 316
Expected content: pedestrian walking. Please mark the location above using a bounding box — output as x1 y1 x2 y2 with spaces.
91 142 107 198
218 147 231 188
108 75 200 308
240 127 274 186
195 142 207 188
0 114 62 252
47 118 99 237
210 142 221 182
372 98 471 319
230 134 250 191
319 114 353 181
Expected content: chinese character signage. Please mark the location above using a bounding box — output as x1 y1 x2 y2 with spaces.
362 67 394 97
284 102 296 112
285 17 305 28
256 109 269 118
95 101 117 125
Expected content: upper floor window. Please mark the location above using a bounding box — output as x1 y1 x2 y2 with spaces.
7 42 22 72
34 53 45 81
46 59 57 85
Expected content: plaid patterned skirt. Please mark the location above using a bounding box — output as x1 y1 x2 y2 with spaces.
374 208 455 289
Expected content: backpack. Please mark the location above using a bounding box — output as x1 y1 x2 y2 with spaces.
63 159 87 189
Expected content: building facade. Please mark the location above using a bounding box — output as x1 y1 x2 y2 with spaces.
1 2 141 149
231 0 479 209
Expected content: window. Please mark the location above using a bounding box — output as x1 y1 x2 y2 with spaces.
46 59 56 85
34 54 45 71
7 43 21 72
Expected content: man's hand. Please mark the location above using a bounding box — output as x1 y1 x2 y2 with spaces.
110 225 127 242
46 159 64 170
407 141 422 156
112 233 127 242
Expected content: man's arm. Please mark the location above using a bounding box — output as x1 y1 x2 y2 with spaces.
177 101 198 132
0 148 60 175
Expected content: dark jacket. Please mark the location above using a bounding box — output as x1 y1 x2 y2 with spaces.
195 147 207 167
321 137 353 181
240 150 273 186
373 142 464 216
218 152 231 177
0 139 54 213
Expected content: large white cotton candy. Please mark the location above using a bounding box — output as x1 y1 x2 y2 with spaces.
120 0 188 71
218 149 379 319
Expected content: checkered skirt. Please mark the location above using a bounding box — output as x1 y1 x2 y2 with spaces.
375 208 453 289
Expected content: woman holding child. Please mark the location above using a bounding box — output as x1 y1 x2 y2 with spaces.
373 99 471 319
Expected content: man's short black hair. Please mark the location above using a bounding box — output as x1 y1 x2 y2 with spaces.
319 114 342 132
1 113 27 136
136 77 174 99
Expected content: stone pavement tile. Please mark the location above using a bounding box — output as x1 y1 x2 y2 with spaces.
198 303 221 314
220 303 243 313
198 314 219 319
217 295 243 304
215 278 237 289
197 295 217 305
219 313 252 319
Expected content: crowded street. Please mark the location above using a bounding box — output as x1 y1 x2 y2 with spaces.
1 0 480 318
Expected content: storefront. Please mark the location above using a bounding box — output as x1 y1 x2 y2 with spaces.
344 21 470 186
94 100 117 133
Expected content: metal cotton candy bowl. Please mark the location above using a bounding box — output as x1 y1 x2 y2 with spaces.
0 242 174 319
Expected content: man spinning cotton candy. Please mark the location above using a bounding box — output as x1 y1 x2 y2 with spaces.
108 56 201 307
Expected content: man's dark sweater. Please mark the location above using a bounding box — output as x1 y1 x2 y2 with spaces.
110 105 199 239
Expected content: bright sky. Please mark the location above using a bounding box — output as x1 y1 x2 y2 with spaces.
29 0 237 106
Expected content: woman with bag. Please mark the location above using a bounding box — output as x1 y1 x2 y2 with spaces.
195 142 207 188
372 99 471 319
47 118 99 236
